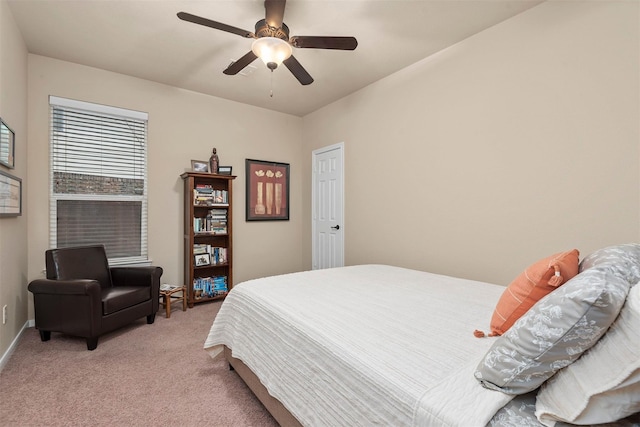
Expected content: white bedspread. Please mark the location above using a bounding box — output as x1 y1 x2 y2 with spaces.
204 265 513 426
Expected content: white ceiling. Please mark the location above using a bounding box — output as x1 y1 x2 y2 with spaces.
7 0 543 117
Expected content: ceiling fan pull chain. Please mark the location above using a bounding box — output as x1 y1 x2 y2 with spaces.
270 70 274 98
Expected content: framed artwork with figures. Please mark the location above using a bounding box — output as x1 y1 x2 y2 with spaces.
194 253 211 267
245 159 289 221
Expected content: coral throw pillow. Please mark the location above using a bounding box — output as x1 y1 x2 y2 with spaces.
489 249 580 336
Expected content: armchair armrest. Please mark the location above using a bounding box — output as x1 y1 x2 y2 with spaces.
28 279 101 297
110 266 163 313
110 266 163 289
28 278 103 341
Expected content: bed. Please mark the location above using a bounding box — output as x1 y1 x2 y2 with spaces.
204 244 640 426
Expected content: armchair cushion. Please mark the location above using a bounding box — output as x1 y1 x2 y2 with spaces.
102 286 151 315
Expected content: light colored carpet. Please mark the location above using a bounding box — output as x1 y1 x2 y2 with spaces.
0 300 278 427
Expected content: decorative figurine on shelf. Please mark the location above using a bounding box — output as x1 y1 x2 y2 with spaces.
209 148 219 174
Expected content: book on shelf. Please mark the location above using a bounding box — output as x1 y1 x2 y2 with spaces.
195 184 213 192
193 244 208 255
208 208 227 217
193 187 228 206
193 275 228 299
193 209 228 234
193 244 227 264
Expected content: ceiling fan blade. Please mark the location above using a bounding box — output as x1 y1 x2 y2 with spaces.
283 56 313 85
223 51 259 75
177 12 254 38
264 0 286 29
290 36 358 50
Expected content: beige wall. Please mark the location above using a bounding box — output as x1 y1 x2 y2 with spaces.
302 0 640 285
26 56 305 319
0 0 28 357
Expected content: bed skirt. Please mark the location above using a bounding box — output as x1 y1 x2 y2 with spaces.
224 346 302 427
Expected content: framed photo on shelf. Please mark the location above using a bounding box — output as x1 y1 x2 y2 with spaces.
191 160 209 173
194 253 211 267
0 118 15 169
245 158 290 221
218 166 232 175
0 169 21 217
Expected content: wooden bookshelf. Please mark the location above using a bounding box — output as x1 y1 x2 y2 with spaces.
181 172 236 308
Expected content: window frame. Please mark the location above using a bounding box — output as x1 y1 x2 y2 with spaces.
49 96 149 266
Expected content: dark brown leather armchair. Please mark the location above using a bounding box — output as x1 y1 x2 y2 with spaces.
28 245 163 350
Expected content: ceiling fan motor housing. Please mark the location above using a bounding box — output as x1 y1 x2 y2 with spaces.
255 19 290 41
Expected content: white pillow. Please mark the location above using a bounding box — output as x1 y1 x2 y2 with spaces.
535 283 640 426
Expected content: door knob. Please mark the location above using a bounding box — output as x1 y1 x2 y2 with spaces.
331 225 340 230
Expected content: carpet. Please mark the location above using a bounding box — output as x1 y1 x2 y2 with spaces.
0 300 278 427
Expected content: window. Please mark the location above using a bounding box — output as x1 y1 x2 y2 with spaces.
49 96 149 265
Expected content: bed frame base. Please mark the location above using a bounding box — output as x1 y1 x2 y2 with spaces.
224 346 303 427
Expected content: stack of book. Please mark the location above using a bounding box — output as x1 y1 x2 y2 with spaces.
193 209 228 234
193 184 228 206
207 209 227 234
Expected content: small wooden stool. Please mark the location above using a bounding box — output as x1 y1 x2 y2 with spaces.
160 286 187 318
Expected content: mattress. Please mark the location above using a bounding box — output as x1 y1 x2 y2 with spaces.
204 264 514 426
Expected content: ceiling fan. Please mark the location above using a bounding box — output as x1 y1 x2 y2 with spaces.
177 0 358 85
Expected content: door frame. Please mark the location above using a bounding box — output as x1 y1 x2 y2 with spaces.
311 142 345 269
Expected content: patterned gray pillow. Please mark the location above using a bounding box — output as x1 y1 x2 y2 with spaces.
474 265 630 395
579 243 640 284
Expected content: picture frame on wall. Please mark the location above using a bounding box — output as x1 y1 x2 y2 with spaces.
0 169 22 217
245 158 290 221
0 118 15 169
191 160 210 173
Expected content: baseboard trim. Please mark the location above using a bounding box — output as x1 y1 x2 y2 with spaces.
0 320 32 373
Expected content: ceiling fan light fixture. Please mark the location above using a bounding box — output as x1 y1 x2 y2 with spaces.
251 37 292 70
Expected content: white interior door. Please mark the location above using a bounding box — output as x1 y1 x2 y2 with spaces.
312 143 344 269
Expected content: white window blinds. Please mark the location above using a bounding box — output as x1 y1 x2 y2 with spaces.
49 96 149 265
